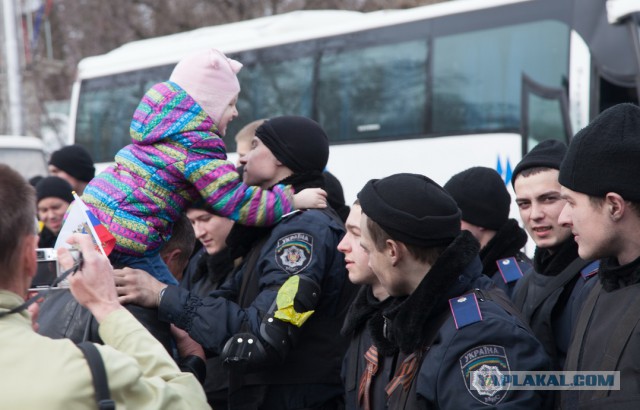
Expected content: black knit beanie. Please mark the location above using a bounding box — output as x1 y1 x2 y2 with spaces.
48 145 95 183
36 176 74 204
511 140 567 187
255 116 329 173
358 173 461 247
559 103 640 201
444 167 510 231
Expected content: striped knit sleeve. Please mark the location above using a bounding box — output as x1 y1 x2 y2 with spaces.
185 152 295 227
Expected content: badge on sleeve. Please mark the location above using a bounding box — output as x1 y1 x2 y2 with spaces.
275 233 313 274
459 345 510 405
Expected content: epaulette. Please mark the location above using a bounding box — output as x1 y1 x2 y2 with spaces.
580 260 599 280
449 292 483 330
496 257 526 284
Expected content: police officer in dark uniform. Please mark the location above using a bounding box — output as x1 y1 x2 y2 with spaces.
444 166 531 298
357 173 550 409
125 116 357 409
510 140 598 371
559 103 640 408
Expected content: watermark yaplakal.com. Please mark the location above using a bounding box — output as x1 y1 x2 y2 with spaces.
470 369 620 392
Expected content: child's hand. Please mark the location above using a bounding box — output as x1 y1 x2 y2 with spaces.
293 188 327 209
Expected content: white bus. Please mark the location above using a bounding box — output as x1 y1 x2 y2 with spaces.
69 0 640 204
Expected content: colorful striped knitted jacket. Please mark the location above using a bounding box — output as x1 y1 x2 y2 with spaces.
82 81 294 256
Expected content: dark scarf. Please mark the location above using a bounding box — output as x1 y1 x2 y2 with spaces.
533 238 579 277
373 231 480 354
225 171 326 259
190 247 235 287
38 226 58 248
479 219 528 276
599 255 640 292
341 285 396 355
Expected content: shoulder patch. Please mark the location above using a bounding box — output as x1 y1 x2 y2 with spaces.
496 257 524 284
275 233 313 274
580 260 599 280
459 345 510 405
449 293 483 329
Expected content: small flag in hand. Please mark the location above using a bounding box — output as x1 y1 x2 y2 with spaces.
54 192 116 256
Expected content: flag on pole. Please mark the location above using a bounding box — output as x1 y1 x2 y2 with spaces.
54 192 116 256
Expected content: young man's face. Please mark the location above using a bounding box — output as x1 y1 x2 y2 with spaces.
48 166 80 192
514 169 572 250
37 197 70 235
186 208 233 255
337 205 377 286
558 187 614 261
240 136 281 188
360 213 407 297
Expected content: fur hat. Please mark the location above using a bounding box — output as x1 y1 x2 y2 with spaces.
48 145 95 183
444 167 510 231
255 116 329 173
169 48 242 124
559 103 640 201
358 173 461 247
512 140 567 187
36 176 74 204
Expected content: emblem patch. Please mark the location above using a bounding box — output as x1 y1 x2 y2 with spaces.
275 233 313 274
459 345 510 405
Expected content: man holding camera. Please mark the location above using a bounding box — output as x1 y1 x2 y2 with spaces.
0 164 208 409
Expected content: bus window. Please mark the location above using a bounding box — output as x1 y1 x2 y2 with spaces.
75 65 173 163
230 55 315 148
432 20 569 134
316 39 428 143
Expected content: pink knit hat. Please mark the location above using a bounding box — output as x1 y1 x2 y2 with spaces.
169 49 243 124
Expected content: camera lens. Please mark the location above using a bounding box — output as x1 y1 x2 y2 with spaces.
36 250 45 259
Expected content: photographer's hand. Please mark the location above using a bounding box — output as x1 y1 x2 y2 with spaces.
58 234 123 323
114 267 166 308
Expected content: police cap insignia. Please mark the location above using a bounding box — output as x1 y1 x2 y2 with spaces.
275 233 313 274
459 345 510 405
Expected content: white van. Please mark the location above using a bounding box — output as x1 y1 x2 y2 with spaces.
0 136 48 180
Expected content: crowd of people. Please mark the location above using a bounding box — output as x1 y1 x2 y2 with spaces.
1 47 639 409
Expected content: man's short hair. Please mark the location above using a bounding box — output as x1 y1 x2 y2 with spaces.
589 195 640 219
0 165 36 278
516 166 557 180
366 216 443 265
160 214 196 276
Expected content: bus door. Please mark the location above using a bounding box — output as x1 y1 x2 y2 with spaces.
520 74 573 154
576 0 640 115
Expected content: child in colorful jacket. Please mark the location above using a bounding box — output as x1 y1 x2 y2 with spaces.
82 49 326 285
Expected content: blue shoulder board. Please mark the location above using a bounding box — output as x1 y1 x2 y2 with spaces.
449 292 483 329
496 257 525 284
580 260 599 280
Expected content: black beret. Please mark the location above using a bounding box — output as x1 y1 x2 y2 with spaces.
512 140 567 187
36 176 74 204
358 173 461 247
255 116 329 173
560 103 640 201
444 167 510 231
